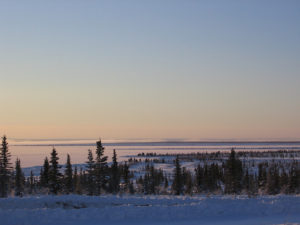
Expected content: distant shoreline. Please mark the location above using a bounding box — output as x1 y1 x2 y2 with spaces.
11 141 300 147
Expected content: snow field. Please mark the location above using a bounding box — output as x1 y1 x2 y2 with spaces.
0 195 300 225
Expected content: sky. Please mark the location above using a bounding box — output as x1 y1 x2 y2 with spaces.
0 1 300 141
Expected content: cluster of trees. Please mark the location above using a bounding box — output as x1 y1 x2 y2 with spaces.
0 135 299 197
14 140 133 196
170 150 300 195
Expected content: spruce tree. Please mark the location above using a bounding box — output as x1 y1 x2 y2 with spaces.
40 157 49 188
29 171 35 194
86 149 95 195
0 135 12 197
224 149 243 194
164 177 169 189
14 158 24 197
109 149 120 193
94 140 108 195
129 181 135 194
243 169 250 193
123 162 130 191
172 155 183 195
195 164 204 193
143 173 149 195
247 174 258 197
258 163 267 189
64 154 73 194
184 169 193 195
266 164 280 195
75 167 83 195
73 166 78 192
279 171 289 194
288 161 300 193
49 148 62 194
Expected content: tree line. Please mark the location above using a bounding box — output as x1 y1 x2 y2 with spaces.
0 135 299 197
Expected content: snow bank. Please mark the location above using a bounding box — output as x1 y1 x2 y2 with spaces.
0 195 299 225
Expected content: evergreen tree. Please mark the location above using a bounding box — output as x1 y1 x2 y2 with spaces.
29 171 35 194
247 174 258 197
164 177 169 189
143 173 150 195
86 149 95 195
94 140 108 195
14 158 24 197
266 164 280 195
0 135 12 197
203 164 210 191
73 166 78 192
288 161 300 193
224 149 243 194
149 165 156 194
49 148 62 194
172 155 183 195
109 149 120 193
195 164 204 193
40 157 49 188
129 181 135 194
279 171 289 194
183 169 193 195
75 167 83 194
64 154 73 194
123 162 130 191
258 163 267 189
242 169 250 192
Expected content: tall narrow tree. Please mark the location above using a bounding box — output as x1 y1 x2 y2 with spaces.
288 161 300 193
172 155 183 195
86 149 95 195
28 171 35 194
14 158 24 197
94 140 108 195
75 167 83 195
109 149 120 193
224 149 243 194
64 154 73 194
0 135 12 197
40 157 49 188
123 162 130 191
49 148 62 194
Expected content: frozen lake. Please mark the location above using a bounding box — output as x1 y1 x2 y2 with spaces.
8 140 300 167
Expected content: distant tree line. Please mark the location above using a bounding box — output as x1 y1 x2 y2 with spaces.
0 135 299 197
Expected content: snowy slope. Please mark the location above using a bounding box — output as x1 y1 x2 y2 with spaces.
0 195 300 225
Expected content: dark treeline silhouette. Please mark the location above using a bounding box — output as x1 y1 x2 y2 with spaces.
0 135 299 197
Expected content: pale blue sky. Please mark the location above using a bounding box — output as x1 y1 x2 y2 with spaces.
0 1 300 140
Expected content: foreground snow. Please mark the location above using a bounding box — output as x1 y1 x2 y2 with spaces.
0 195 299 225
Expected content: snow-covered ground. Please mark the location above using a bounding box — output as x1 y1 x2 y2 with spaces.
0 195 299 225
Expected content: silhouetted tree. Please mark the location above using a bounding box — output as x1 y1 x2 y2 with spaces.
172 155 183 195
266 164 280 195
49 148 62 194
109 149 120 193
195 164 204 192
288 161 300 193
40 157 49 188
28 171 35 194
94 140 108 195
86 149 95 195
0 135 12 197
224 149 243 194
14 158 24 197
123 162 130 191
258 163 267 189
64 154 73 194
